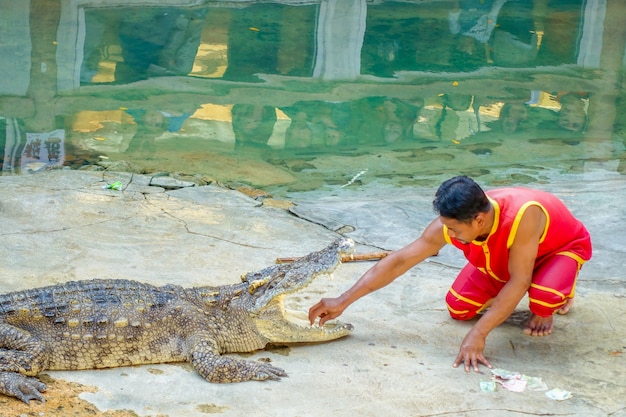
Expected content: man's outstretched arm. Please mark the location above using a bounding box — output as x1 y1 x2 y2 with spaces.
308 217 447 326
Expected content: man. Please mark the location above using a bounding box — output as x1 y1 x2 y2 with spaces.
308 176 592 372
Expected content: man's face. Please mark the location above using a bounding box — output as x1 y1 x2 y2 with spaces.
440 216 482 244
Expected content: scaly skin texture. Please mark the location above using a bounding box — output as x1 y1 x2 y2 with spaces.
0 238 355 404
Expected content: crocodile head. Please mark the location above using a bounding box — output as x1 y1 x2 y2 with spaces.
240 238 355 344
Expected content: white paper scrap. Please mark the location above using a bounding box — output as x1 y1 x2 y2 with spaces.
545 388 572 401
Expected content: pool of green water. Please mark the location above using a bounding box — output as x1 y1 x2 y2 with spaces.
1 0 624 195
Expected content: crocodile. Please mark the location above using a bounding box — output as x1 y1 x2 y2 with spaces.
0 238 355 404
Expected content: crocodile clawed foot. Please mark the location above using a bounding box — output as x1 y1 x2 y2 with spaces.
0 372 47 404
252 362 288 381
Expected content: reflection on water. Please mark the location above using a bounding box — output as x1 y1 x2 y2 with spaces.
0 0 624 193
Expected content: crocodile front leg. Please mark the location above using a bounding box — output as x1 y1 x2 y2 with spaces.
0 324 49 375
187 333 287 383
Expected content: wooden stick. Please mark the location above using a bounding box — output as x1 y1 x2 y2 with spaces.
275 251 391 264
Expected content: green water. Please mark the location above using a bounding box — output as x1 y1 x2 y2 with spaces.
1 0 624 194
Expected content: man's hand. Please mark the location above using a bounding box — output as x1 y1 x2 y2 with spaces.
452 328 492 372
308 297 346 326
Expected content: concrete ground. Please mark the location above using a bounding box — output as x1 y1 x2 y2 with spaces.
0 170 624 417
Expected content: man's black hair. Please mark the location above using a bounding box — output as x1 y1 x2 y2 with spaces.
433 176 491 223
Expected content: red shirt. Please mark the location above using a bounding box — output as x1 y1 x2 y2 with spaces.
444 187 592 282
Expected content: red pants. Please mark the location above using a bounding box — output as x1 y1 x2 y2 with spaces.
446 254 581 320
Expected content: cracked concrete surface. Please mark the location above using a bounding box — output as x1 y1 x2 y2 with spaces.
0 170 624 417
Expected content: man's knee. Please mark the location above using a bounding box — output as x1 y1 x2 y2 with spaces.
445 290 479 321
529 254 580 316
528 284 569 317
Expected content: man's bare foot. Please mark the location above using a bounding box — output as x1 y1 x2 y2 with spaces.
523 314 554 336
557 297 574 315
524 299 573 336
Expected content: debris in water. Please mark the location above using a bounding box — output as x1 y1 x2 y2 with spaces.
341 169 368 188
